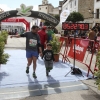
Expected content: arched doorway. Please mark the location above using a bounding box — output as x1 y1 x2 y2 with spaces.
0 4 59 27
2 18 30 31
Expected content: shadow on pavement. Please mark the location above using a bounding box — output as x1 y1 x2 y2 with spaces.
0 72 9 83
44 76 62 94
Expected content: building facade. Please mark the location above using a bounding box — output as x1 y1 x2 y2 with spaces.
62 0 94 23
38 0 59 15
62 0 78 12
38 0 54 14
94 0 100 22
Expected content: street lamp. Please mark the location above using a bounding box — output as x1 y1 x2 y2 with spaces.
88 9 100 14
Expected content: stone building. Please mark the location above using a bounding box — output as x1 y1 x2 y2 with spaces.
93 0 100 23
62 0 94 24
38 0 59 15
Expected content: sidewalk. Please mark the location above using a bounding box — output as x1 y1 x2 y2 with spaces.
3 36 100 100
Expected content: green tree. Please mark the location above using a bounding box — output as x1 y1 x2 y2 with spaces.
54 14 60 21
66 12 84 22
0 30 9 65
44 14 60 26
44 21 51 26
95 50 100 90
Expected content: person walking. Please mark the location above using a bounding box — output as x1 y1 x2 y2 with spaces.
10 25 42 78
42 43 55 76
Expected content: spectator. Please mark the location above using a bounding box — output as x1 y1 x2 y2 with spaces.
47 26 54 42
38 26 47 52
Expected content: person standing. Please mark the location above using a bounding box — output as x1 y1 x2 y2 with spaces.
42 43 55 76
38 26 47 52
47 26 54 43
10 25 42 78
88 28 96 53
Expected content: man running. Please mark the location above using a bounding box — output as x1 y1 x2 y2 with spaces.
10 25 42 78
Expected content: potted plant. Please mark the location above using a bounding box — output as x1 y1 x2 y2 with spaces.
95 49 100 90
0 34 9 66
50 34 61 62
0 30 8 44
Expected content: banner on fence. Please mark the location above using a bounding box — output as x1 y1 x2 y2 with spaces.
68 39 89 62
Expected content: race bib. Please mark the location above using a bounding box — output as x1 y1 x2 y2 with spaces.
29 39 37 47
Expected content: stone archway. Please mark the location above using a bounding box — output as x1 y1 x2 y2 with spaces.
0 4 59 27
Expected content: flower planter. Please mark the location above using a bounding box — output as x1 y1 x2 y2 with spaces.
54 54 59 62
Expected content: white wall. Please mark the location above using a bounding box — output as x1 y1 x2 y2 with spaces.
94 0 100 18
62 0 78 12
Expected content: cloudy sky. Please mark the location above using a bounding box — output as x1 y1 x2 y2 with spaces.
0 0 59 11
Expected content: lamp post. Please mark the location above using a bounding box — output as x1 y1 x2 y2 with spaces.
88 9 97 14
88 8 100 17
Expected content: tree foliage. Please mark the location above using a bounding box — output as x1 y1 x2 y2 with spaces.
54 14 60 21
95 50 100 90
44 21 50 26
44 14 60 26
50 34 61 54
0 31 9 64
66 12 84 22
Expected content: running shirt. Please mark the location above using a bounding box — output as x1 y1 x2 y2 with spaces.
20 32 40 51
42 50 55 61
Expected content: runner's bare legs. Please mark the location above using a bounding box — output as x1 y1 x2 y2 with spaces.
27 58 32 66
32 56 37 78
26 58 32 73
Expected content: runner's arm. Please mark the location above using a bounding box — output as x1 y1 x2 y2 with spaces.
42 51 45 59
37 34 42 54
10 34 21 38
38 43 42 56
10 32 28 38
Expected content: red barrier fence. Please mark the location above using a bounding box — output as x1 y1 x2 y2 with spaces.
59 36 98 77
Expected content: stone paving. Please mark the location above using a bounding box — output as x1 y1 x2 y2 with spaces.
1 35 100 100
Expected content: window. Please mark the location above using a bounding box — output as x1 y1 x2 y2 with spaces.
96 9 99 19
39 8 41 10
75 0 76 6
70 2 72 8
46 7 47 9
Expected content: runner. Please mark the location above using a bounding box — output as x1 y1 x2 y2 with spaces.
42 43 55 76
10 25 42 78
